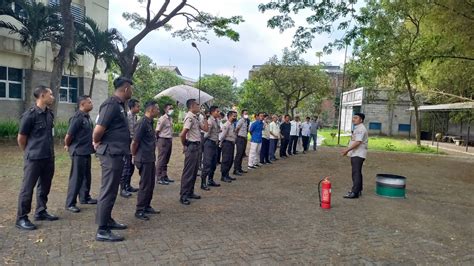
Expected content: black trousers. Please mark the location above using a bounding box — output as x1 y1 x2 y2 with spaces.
221 141 235 177
260 138 270 163
135 162 156 211
302 136 310 151
280 138 289 157
180 143 200 198
201 139 218 181
17 157 55 219
233 136 246 172
66 155 92 207
269 139 278 160
217 146 222 164
121 154 135 189
96 154 124 227
288 136 298 155
351 156 365 194
156 138 172 180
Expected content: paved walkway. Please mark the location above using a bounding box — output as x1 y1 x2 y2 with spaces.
0 142 473 265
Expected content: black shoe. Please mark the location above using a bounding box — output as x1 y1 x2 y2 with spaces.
135 211 150 221
227 175 236 181
273 158 279 161
233 171 243 176
80 198 97 205
201 184 210 191
158 179 169 185
188 193 201 199
144 206 160 214
120 189 132 198
343 192 359 199
108 219 127 230
248 166 257 169
66 206 80 213
164 176 175 183
266 161 273 164
127 186 139 193
15 218 36 230
260 161 266 165
221 177 232 183
96 229 124 242
240 169 248 173
180 197 191 205
208 180 221 187
34 211 59 221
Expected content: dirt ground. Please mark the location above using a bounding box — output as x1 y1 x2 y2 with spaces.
0 139 473 264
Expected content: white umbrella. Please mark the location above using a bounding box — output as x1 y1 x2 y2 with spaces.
154 85 213 106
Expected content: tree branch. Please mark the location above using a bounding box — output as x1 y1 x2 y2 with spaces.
146 0 152 24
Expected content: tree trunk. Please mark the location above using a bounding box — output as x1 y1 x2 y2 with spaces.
24 47 36 111
50 0 75 117
89 57 98 98
404 72 421 146
285 98 290 116
118 47 139 78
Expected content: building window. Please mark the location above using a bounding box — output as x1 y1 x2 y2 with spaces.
48 0 85 25
398 124 411 132
60 76 78 103
0 66 23 99
369 122 382 130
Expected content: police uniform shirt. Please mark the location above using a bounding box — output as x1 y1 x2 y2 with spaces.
19 106 54 160
236 118 248 138
96 96 130 155
219 121 236 143
67 110 94 156
183 111 201 142
349 123 368 159
156 114 173 138
134 116 156 163
205 116 220 142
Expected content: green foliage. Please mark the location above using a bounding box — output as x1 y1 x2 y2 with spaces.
173 122 183 134
199 74 237 110
237 79 282 115
132 54 184 103
155 96 179 120
0 120 19 139
54 121 69 140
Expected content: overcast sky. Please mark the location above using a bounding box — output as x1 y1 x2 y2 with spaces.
108 0 349 84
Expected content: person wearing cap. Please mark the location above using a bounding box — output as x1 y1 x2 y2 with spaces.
341 113 368 199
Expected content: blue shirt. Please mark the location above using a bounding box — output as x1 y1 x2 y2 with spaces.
249 120 263 143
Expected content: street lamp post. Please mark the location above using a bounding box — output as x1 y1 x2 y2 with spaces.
191 42 201 104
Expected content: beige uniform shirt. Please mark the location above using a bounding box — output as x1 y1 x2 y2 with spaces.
219 121 236 143
205 116 220 142
156 114 173 139
349 123 368 158
183 111 201 142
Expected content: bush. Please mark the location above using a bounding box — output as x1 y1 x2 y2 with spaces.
0 120 19 139
54 121 69 140
173 122 183 134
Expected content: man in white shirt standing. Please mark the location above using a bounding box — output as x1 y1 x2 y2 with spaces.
301 117 312 154
341 113 368 199
268 115 281 161
288 116 301 155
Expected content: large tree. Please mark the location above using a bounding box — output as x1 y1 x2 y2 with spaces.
237 79 282 115
50 0 75 116
253 48 330 117
199 74 236 110
76 17 123 98
115 0 244 78
0 0 60 110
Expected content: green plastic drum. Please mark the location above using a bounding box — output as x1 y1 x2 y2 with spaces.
376 174 406 198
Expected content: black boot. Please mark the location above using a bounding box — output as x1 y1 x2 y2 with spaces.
208 177 221 187
201 178 210 191
120 185 132 198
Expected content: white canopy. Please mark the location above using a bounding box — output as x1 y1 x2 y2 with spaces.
154 85 213 105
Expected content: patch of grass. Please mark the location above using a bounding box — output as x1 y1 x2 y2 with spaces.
319 129 442 154
0 120 19 139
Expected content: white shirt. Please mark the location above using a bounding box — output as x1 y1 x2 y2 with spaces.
290 121 301 136
269 121 280 139
349 123 368 158
301 122 311 137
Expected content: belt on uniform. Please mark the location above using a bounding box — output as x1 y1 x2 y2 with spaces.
185 141 200 146
205 139 217 144
223 140 235 144
237 136 246 139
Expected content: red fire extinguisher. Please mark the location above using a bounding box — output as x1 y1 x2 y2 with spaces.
318 177 331 209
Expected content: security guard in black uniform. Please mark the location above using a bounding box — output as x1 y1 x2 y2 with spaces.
16 85 58 230
64 95 97 213
93 77 133 242
131 101 161 221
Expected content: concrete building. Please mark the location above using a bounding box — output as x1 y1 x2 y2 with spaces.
157 66 197 87
0 0 109 120
340 87 416 137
